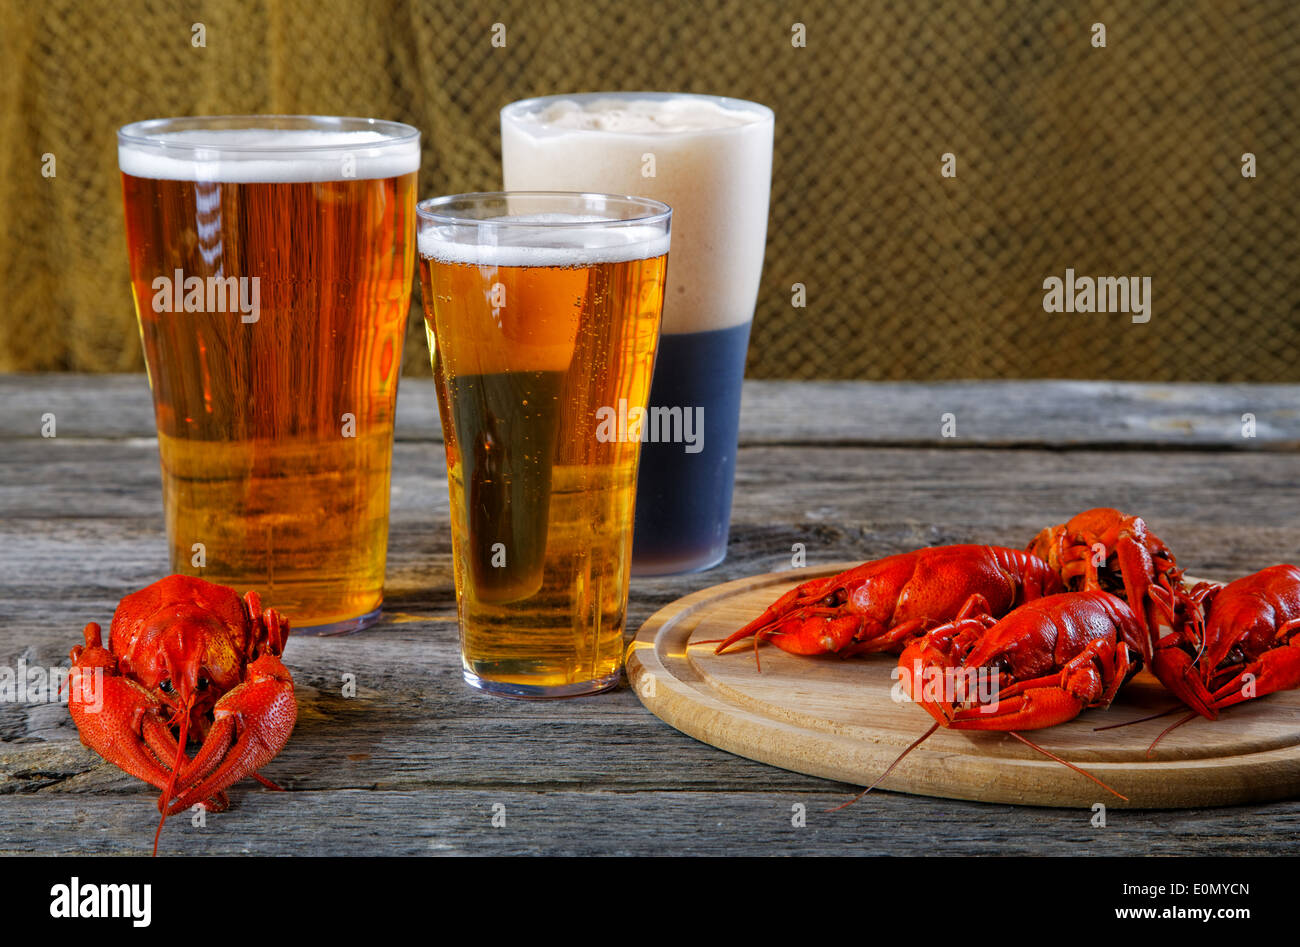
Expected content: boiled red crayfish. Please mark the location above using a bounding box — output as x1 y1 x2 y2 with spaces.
705 510 1300 806
899 590 1143 732
713 545 1063 664
1151 564 1300 723
1028 508 1193 663
67 574 296 854
867 590 1145 802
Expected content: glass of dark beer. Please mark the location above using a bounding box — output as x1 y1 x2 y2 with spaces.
118 115 420 633
501 92 774 575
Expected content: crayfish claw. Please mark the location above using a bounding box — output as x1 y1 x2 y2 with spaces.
161 656 297 817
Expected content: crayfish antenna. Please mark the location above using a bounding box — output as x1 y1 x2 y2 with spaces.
706 628 774 672
1092 704 1184 731
826 722 941 813
1145 710 1200 759
1008 730 1128 802
714 609 779 656
153 696 193 857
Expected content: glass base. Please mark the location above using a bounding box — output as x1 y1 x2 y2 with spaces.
462 668 623 699
294 605 383 637
630 545 727 577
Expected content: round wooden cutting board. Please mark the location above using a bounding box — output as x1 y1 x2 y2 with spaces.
627 564 1300 808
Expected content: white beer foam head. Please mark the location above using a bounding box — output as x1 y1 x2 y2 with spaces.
522 97 764 134
501 93 773 334
118 128 420 182
419 213 669 267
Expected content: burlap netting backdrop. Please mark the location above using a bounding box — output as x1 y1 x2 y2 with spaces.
2 0 1296 379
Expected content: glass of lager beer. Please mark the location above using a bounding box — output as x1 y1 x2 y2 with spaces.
417 192 671 697
118 115 420 634
501 92 773 575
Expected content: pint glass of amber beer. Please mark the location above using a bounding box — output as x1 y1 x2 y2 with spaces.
417 193 671 697
118 116 420 633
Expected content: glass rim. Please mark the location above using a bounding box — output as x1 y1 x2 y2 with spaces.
416 191 673 229
500 91 774 134
116 114 421 154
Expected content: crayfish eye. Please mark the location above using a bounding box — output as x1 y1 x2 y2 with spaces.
820 588 847 607
196 677 209 692
159 679 175 695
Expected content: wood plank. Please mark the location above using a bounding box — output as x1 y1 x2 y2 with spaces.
2 440 1296 638
737 380 1300 450
3 790 1298 856
3 375 1298 448
4 439 1297 578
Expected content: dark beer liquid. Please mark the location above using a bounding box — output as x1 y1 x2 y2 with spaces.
632 320 751 574
449 370 565 602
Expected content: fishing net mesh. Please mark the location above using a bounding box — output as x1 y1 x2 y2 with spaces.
2 0 1296 379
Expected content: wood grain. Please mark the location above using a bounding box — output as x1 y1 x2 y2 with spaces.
2 376 1299 855
3 375 1298 448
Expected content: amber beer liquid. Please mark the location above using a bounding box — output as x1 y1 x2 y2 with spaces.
118 117 419 633
418 194 670 697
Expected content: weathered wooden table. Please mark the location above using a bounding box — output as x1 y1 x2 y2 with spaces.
3 376 1299 855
